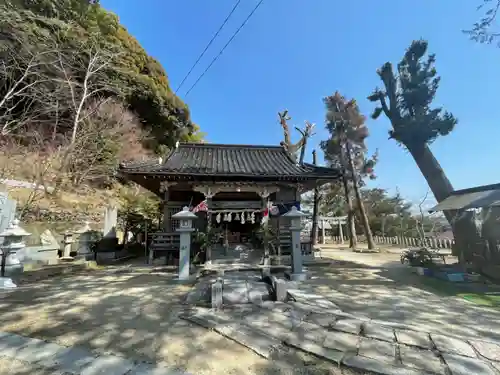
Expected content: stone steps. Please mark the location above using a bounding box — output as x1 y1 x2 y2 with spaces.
205 270 273 308
183 278 500 375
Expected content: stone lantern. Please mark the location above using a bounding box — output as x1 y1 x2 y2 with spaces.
0 219 30 288
172 206 197 281
283 206 307 281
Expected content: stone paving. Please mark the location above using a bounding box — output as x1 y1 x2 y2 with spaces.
0 331 190 374
181 273 500 375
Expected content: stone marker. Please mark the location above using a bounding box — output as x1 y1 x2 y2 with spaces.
0 192 16 242
283 207 307 281
211 279 223 309
172 207 197 282
275 278 287 302
40 229 58 247
76 222 94 260
103 206 118 238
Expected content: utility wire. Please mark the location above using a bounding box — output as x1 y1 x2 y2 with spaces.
175 0 242 93
184 0 265 97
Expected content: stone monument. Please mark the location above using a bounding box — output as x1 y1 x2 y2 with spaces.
76 221 93 260
0 191 16 245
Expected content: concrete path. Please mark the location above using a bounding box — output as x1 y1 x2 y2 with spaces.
0 331 190 374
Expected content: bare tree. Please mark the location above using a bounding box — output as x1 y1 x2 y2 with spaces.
66 100 137 187
278 110 315 161
0 47 56 135
54 45 119 144
415 189 444 248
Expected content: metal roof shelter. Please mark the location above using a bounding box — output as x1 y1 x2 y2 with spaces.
429 183 500 212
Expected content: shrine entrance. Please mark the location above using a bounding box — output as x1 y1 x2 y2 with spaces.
209 191 263 247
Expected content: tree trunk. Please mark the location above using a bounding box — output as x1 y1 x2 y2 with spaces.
406 143 481 261
310 150 319 245
346 141 375 250
406 143 454 202
342 174 357 248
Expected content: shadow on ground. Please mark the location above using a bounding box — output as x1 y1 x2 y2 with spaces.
0 268 374 375
303 258 500 343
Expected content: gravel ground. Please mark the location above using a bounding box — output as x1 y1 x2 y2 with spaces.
0 269 377 375
0 356 375 375
312 248 500 341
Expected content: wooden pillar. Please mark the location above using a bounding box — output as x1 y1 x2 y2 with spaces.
205 189 214 265
163 189 170 232
259 189 271 266
160 181 173 232
321 219 326 245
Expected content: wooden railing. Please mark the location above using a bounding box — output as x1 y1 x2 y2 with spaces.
148 232 180 265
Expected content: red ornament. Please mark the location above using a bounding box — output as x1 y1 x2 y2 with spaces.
365 167 373 174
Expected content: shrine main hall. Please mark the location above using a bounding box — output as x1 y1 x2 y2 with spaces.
118 141 341 263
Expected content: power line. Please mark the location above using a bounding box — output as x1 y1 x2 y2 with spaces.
175 0 242 93
184 0 265 97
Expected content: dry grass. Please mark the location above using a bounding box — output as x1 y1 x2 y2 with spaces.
0 151 124 218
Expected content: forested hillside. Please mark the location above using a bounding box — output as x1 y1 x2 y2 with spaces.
0 0 204 222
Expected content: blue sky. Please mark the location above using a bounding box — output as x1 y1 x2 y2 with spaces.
102 0 498 206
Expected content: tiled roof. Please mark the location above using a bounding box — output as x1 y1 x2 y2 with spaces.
119 142 341 180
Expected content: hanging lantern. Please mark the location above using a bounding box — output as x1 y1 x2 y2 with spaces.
235 213 240 221
241 213 245 224
250 212 255 224
227 212 232 222
216 213 221 223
